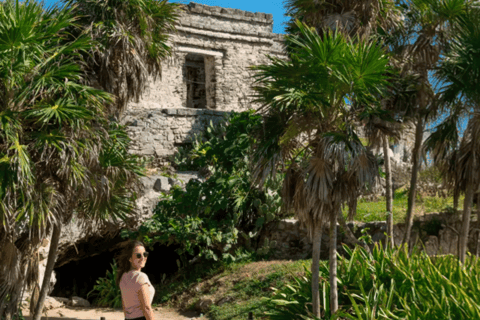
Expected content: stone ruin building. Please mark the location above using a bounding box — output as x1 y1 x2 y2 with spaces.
122 2 287 163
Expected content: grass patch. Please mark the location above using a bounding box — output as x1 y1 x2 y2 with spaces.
344 189 465 223
154 256 309 320
152 259 224 307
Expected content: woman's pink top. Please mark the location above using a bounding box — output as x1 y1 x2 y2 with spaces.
119 270 155 319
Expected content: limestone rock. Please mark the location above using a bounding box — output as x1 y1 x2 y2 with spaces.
439 227 459 255
44 296 64 310
51 297 70 306
216 296 234 306
153 176 170 192
196 297 214 312
71 296 90 307
425 236 439 256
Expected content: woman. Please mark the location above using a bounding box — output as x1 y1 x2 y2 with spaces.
116 240 155 320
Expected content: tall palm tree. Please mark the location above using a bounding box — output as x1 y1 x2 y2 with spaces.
284 0 406 249
284 0 402 39
398 0 469 246
252 21 390 316
432 4 480 263
0 1 144 319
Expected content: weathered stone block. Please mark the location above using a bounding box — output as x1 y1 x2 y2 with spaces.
71 296 90 307
162 109 177 115
154 177 170 192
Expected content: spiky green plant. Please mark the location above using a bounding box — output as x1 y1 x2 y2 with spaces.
266 243 480 319
87 260 122 308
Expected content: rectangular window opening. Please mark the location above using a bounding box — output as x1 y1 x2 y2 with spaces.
185 53 216 109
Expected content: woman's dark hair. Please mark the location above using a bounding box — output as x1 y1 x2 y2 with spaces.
115 240 145 287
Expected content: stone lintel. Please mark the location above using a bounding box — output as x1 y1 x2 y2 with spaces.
176 46 224 57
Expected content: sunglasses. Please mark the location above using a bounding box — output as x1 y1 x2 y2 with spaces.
135 252 149 259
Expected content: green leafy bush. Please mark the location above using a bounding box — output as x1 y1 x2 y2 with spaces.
122 111 283 264
266 244 480 319
87 260 122 308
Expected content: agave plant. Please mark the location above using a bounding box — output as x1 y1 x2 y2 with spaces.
87 260 122 308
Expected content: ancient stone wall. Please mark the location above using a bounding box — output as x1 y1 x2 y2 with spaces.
122 2 286 161
260 212 472 260
122 107 228 159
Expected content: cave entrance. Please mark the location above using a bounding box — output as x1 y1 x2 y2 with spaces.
52 242 182 303
185 53 216 109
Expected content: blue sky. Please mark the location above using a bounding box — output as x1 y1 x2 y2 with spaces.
43 0 289 34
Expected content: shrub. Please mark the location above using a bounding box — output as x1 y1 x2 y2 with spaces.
87 260 122 308
122 111 283 264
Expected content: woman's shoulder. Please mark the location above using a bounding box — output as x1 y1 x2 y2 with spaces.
130 270 150 283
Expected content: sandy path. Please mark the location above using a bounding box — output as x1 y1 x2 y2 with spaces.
21 306 201 320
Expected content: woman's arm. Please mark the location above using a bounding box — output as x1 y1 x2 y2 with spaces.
138 284 155 320
121 294 127 317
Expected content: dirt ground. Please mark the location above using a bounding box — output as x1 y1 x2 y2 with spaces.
21 305 201 320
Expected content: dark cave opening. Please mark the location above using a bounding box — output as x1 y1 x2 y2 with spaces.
51 242 182 303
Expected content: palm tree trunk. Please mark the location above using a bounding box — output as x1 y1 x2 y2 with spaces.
459 151 476 263
383 135 394 249
453 187 459 212
348 198 357 220
32 223 61 320
311 224 322 318
403 117 425 247
329 213 338 314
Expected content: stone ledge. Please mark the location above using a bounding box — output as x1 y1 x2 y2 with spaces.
175 26 274 44
160 108 230 117
183 2 273 24
178 17 274 39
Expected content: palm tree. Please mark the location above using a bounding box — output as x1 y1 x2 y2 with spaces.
0 1 144 319
284 0 406 249
65 0 179 115
363 112 402 247
397 0 469 246
284 0 402 39
252 21 390 316
432 5 480 263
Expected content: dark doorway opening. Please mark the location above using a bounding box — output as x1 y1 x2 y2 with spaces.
51 242 182 303
185 53 207 109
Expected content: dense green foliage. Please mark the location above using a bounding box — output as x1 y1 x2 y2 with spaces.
87 260 122 308
0 0 155 317
267 243 480 319
0 0 145 317
123 111 283 263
